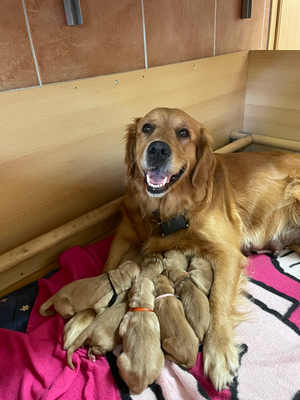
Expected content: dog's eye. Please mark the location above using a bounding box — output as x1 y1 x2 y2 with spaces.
142 124 153 134
178 129 190 138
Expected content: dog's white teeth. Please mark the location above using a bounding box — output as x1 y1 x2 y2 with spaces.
146 175 167 188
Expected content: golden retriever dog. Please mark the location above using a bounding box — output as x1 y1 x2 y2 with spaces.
39 261 140 319
103 107 300 390
67 300 128 369
153 274 199 368
162 250 211 344
117 276 164 394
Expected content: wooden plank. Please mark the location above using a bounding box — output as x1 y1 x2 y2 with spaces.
0 51 249 255
230 130 300 152
0 197 123 275
267 0 279 50
0 213 120 293
275 0 300 50
214 136 253 154
0 260 60 298
244 50 300 140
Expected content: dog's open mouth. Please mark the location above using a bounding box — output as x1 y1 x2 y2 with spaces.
144 168 185 195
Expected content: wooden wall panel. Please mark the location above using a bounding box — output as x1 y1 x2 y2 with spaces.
0 51 248 255
244 50 300 139
275 0 300 50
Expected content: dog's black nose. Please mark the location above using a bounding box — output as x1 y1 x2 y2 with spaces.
147 141 171 163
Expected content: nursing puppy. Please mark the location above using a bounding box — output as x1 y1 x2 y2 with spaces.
67 300 128 369
153 274 199 368
140 257 163 279
188 255 213 297
63 308 96 350
162 250 211 343
39 260 140 319
117 276 164 394
63 291 128 350
162 249 189 270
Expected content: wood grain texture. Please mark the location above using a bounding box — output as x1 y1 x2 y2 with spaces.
244 50 300 140
0 51 249 255
0 214 120 293
0 198 123 275
275 0 300 50
267 0 279 50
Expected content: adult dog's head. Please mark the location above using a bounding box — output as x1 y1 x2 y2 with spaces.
125 108 216 208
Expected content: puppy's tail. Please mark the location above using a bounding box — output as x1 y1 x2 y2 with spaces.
67 330 88 369
39 297 56 317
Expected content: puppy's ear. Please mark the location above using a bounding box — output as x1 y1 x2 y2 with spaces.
124 118 141 177
192 126 216 188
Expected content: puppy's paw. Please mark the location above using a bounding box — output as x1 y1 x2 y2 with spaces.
63 309 96 350
203 329 240 391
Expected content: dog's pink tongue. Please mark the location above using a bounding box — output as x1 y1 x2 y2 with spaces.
147 169 171 185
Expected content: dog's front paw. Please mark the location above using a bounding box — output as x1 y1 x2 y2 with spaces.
203 327 240 391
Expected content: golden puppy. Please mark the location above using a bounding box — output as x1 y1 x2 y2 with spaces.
63 291 128 350
117 276 164 394
140 257 163 279
153 274 199 368
67 300 128 369
103 107 300 390
162 249 189 270
63 308 96 350
39 260 140 319
188 255 213 297
162 250 211 344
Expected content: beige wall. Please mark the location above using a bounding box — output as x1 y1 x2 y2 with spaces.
0 0 270 92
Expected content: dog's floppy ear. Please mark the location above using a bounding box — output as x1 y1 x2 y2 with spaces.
124 118 141 177
192 126 216 188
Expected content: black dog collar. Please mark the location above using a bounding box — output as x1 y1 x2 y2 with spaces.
107 273 118 307
160 214 189 236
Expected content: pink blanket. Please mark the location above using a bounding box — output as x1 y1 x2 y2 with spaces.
0 237 300 400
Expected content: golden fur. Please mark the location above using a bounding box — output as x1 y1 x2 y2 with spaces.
153 274 199 368
67 300 128 369
39 261 139 319
117 276 164 394
63 308 96 350
103 107 300 390
188 255 213 296
162 250 211 343
140 257 163 279
63 291 128 350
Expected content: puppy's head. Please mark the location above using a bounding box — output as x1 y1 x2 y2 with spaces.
153 274 174 296
128 276 155 308
108 261 140 294
163 249 188 270
161 267 189 287
117 261 140 279
125 107 215 199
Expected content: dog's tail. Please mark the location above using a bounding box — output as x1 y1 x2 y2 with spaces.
67 330 88 369
39 297 56 317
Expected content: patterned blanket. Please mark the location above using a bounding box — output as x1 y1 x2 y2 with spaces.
0 236 299 400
